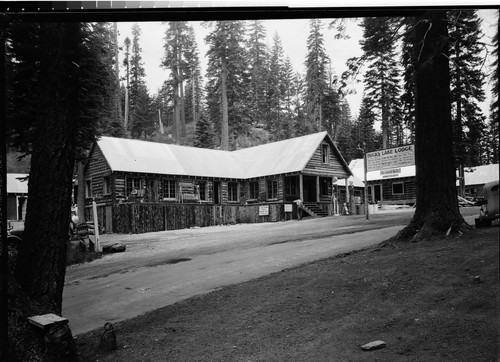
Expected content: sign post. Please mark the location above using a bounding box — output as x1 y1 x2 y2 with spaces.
358 143 369 220
92 200 100 252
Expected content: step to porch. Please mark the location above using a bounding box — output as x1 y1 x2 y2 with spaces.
302 203 328 217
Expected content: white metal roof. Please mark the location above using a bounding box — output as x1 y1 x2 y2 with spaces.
459 164 499 186
7 173 29 194
96 132 346 179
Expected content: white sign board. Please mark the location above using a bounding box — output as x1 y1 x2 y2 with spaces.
284 204 293 212
259 205 269 216
366 145 415 172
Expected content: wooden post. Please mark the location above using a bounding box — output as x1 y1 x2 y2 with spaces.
316 176 320 203
345 178 350 214
92 200 101 252
363 150 369 220
299 174 304 201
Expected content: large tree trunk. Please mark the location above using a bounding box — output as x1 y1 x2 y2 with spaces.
15 22 80 313
390 11 468 243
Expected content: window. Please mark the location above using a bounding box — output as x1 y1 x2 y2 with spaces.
267 179 278 199
249 181 259 200
320 177 331 196
228 182 239 202
285 177 298 196
321 144 329 164
126 177 141 196
161 179 176 199
85 179 92 198
392 182 404 195
198 181 206 201
103 176 111 195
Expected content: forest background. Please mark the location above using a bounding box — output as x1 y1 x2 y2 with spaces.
7 9 499 171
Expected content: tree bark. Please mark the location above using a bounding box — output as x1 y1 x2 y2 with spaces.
390 11 468 243
15 22 80 313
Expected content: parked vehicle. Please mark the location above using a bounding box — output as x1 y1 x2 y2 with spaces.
475 180 499 228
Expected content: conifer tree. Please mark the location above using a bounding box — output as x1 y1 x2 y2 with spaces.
246 20 270 128
305 19 329 132
487 23 498 163
267 32 286 139
448 10 488 170
360 17 404 149
282 56 296 139
205 20 249 150
129 24 154 139
194 113 215 149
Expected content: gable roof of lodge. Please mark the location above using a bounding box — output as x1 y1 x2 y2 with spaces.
94 131 352 180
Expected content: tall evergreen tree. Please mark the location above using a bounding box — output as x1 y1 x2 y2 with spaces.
246 20 270 128
449 10 487 171
292 72 308 136
5 20 116 359
401 18 417 144
194 112 215 148
205 20 250 150
128 24 154 139
282 56 296 139
360 17 404 149
487 22 498 163
183 25 203 129
267 32 287 139
391 10 468 243
162 21 200 143
352 96 379 153
305 19 329 132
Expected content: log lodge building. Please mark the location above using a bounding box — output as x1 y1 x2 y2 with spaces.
83 131 352 233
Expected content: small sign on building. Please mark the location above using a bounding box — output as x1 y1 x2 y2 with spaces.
259 205 269 216
284 204 293 212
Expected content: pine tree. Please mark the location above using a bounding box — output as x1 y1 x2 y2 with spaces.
128 24 154 139
183 25 203 129
246 20 269 128
449 10 488 170
282 56 296 139
163 21 200 143
194 113 215 148
360 17 404 149
391 10 468 243
205 20 250 150
487 22 498 163
305 19 329 132
267 32 286 139
352 96 378 153
292 72 308 136
401 18 418 144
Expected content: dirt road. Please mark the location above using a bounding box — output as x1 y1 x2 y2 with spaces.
63 208 479 335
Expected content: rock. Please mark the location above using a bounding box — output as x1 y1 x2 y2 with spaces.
473 275 481 283
102 243 126 253
361 340 386 351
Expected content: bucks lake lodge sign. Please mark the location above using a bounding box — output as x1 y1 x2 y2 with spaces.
366 145 415 177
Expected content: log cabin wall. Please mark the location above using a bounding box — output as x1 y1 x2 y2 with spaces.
304 140 350 179
85 145 113 204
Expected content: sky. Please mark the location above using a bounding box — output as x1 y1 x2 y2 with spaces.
117 9 498 119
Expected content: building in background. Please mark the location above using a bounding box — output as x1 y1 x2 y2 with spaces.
7 173 28 221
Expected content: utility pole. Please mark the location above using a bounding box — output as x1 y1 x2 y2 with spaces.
358 142 369 220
